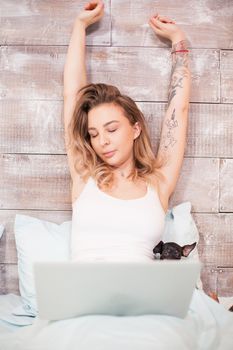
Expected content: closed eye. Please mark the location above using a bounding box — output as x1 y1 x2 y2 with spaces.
89 129 117 138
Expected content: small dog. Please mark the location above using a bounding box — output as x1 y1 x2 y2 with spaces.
153 242 233 312
153 240 197 260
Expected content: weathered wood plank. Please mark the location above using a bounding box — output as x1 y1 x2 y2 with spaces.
201 265 218 295
220 159 233 213
193 213 233 267
0 154 71 210
0 46 64 100
201 267 233 296
1 263 231 297
0 1 232 49
0 100 64 154
0 0 111 45
217 268 233 295
88 48 220 103
0 264 19 295
0 155 219 212
221 51 233 103
0 46 220 102
193 213 233 246
112 0 233 49
1 101 233 157
198 244 233 266
169 158 219 213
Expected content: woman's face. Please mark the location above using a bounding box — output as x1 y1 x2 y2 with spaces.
87 103 141 166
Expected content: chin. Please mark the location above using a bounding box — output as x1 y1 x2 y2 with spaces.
104 158 118 165
97 155 115 165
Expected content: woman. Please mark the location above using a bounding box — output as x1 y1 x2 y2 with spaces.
63 1 191 262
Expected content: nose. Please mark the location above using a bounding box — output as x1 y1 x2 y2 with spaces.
99 133 110 146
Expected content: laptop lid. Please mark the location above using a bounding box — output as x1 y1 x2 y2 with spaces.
33 260 201 321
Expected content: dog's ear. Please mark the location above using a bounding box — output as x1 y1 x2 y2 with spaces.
182 242 197 257
153 241 164 254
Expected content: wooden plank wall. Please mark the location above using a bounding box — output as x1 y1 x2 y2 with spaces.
0 0 233 296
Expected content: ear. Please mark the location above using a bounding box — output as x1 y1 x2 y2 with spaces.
133 122 141 140
182 242 197 257
153 240 164 254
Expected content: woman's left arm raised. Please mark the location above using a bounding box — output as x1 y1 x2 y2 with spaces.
149 14 191 199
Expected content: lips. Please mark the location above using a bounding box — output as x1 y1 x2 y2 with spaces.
103 150 116 158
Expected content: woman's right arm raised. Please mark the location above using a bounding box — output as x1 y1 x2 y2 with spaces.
63 1 104 181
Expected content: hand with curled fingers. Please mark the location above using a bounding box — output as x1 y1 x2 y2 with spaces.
148 13 186 43
76 0 105 29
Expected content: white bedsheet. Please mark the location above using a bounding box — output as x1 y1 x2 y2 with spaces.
0 290 233 350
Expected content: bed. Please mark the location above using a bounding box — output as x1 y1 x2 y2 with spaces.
0 202 233 350
0 291 233 350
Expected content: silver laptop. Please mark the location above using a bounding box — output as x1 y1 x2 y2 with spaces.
33 260 201 321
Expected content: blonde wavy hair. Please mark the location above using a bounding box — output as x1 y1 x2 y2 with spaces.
67 83 165 190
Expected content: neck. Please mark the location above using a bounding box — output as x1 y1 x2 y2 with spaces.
110 153 136 181
113 164 134 180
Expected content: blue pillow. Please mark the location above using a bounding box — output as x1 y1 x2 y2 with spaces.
163 201 202 289
14 214 71 316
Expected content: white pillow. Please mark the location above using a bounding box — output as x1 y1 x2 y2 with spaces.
161 201 203 289
162 202 199 255
14 214 71 316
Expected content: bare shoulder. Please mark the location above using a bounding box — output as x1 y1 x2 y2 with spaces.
71 173 90 204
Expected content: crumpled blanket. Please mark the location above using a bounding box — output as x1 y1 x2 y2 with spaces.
0 290 233 350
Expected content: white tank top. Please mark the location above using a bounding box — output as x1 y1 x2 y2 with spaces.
71 177 166 262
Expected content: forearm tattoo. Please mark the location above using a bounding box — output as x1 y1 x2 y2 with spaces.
160 107 178 150
168 39 189 107
159 40 190 158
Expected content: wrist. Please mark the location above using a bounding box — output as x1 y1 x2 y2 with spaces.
171 38 188 53
172 36 187 45
74 18 87 31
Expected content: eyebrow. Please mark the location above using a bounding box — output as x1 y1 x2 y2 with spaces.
88 120 120 131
